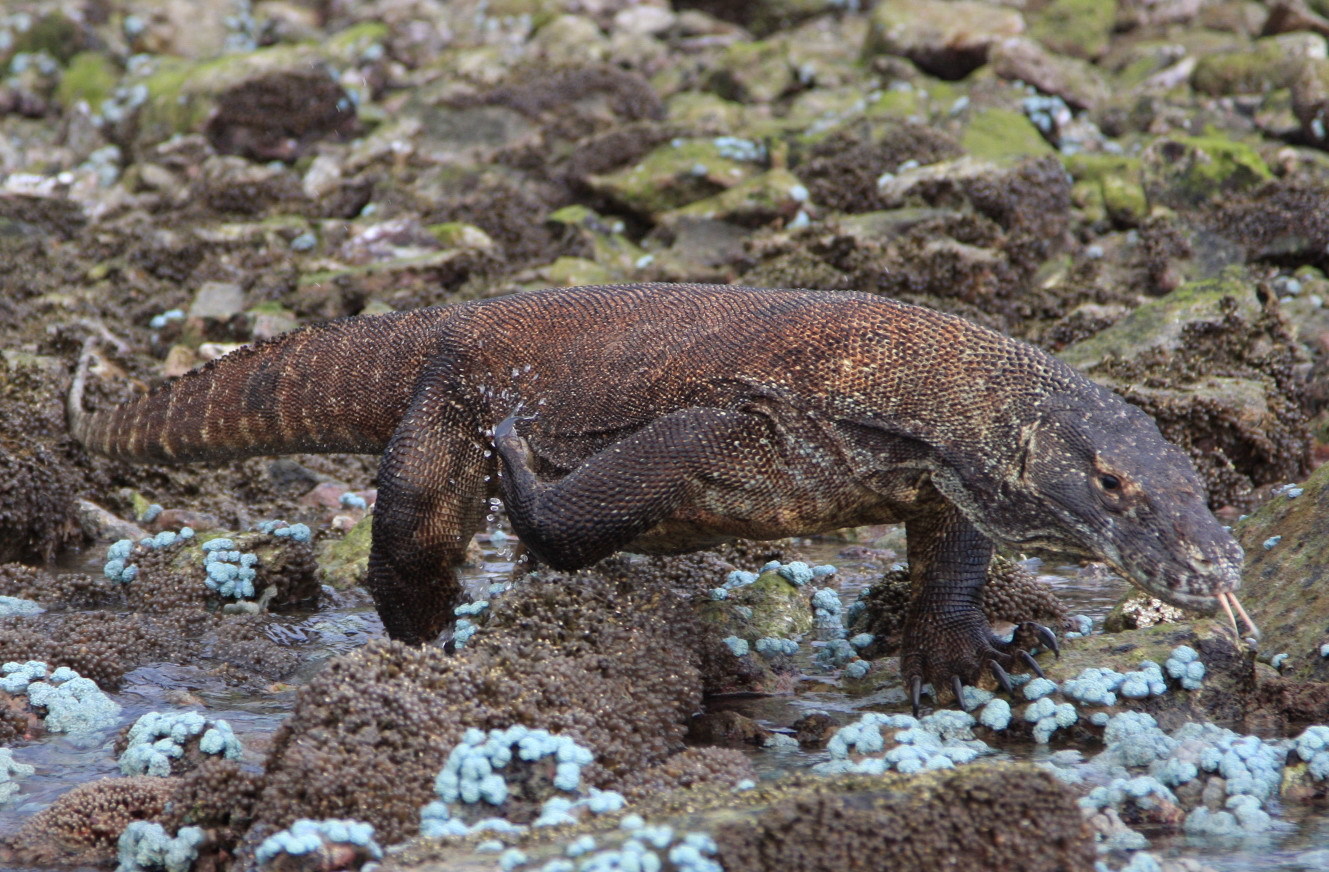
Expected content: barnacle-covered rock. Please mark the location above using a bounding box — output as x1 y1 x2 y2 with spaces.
7 776 176 866
247 568 730 846
116 710 243 778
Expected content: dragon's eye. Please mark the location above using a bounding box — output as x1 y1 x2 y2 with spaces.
1099 474 1121 491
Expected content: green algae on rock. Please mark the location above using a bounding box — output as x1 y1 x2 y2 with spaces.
1059 268 1311 509
1140 134 1273 211
1235 461 1329 683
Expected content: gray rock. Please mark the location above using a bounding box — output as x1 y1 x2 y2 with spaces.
865 0 1025 80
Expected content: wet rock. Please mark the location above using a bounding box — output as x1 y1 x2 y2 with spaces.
1106 590 1189 633
0 351 82 563
122 0 257 59
1261 0 1329 38
865 0 1025 80
799 117 963 215
75 499 148 545
193 155 305 216
687 710 772 747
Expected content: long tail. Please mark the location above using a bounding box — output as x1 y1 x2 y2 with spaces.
69 307 453 463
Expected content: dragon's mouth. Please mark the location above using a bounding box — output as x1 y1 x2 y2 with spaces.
1137 585 1260 641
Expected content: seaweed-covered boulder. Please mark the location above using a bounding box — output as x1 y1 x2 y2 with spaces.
1059 268 1311 510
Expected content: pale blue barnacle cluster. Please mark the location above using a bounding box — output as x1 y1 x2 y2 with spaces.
1086 712 1290 838
1080 774 1178 820
1 748 35 804
254 819 382 869
255 519 313 542
0 595 43 616
1024 697 1079 744
118 711 243 777
1163 646 1205 690
453 599 490 649
116 821 206 872
104 526 197 583
420 726 625 838
516 817 722 872
201 537 258 599
1293 725 1329 780
0 661 120 735
813 710 990 776
753 637 798 658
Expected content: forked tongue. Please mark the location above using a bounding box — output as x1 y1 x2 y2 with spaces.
1217 591 1259 642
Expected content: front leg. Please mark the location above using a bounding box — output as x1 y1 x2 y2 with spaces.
493 408 761 569
901 485 1057 715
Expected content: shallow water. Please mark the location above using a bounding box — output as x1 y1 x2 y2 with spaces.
3 534 1326 869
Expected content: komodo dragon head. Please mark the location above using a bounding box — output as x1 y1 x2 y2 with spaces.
982 393 1256 638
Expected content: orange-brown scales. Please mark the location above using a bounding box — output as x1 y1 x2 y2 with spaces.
69 283 1256 712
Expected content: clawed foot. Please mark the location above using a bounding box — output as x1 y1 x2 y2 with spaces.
901 613 1060 718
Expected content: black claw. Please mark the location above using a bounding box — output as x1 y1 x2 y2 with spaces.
952 675 967 711
1020 649 1046 679
911 675 923 718
1035 623 1061 657
988 659 1014 696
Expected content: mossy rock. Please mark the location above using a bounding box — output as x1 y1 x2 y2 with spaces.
9 12 85 63
1028 0 1114 60
317 515 372 590
536 256 619 287
545 206 646 273
1058 269 1263 371
1140 134 1272 210
698 570 814 641
1063 153 1146 227
55 52 118 110
132 44 357 157
1191 34 1324 97
710 38 796 104
658 168 809 229
587 138 764 218
1233 460 1329 682
960 108 1053 163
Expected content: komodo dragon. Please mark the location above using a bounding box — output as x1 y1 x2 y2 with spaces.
68 283 1257 710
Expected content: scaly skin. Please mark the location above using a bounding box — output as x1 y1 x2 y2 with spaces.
68 284 1251 709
